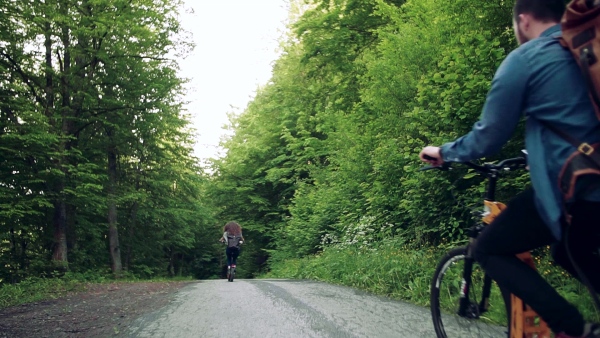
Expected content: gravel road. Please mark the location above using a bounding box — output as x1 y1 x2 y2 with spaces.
124 279 505 338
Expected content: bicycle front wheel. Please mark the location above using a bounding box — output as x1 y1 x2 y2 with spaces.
229 267 235 282
430 246 509 338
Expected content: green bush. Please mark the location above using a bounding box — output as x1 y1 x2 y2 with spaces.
0 276 83 309
264 240 600 324
0 270 194 310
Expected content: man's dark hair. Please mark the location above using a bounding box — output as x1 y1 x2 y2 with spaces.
513 0 566 23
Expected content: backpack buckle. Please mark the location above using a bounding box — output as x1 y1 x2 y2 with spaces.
578 142 594 155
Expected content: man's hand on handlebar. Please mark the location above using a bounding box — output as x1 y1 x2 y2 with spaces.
419 146 444 166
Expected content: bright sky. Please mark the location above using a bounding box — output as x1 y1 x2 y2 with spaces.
178 0 290 162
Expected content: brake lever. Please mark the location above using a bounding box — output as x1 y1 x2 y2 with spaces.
423 154 446 163
506 163 527 171
419 165 437 171
419 162 452 171
420 153 452 171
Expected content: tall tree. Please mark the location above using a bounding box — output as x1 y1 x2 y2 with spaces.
0 0 218 282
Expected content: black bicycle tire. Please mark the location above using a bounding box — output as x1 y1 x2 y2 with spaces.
430 246 509 338
431 246 468 337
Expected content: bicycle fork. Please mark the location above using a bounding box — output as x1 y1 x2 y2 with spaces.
457 233 493 318
458 253 475 318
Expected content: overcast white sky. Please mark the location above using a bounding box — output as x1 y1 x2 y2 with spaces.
178 0 290 161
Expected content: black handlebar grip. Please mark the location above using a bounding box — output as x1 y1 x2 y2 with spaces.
423 154 437 161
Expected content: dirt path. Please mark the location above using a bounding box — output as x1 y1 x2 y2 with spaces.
1 279 505 337
0 281 193 338
126 279 440 338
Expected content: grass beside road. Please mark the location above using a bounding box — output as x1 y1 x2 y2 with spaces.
264 241 600 324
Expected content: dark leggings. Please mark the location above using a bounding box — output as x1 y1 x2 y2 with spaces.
473 188 600 336
226 247 240 266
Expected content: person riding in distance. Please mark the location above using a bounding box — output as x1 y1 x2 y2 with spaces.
219 221 245 270
419 0 600 337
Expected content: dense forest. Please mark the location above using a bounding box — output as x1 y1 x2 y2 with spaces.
2 0 591 317
0 0 220 283
210 0 527 275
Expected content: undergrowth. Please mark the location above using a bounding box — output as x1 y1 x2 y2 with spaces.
0 275 84 309
0 270 194 310
264 240 600 324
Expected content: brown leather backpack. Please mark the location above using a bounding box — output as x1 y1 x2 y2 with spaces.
546 0 600 311
561 0 600 120
543 0 600 202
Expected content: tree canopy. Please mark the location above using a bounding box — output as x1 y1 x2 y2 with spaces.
208 0 529 269
0 0 221 282
1 0 535 282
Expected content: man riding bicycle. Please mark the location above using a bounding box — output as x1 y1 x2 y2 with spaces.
419 0 600 337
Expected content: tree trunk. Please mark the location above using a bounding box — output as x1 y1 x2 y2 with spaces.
52 199 68 268
9 227 16 282
44 21 53 117
66 203 77 251
107 147 122 275
125 200 139 270
45 17 68 269
177 253 183 276
20 238 28 272
168 249 175 277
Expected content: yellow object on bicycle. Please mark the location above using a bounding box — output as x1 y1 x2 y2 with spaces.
482 201 507 225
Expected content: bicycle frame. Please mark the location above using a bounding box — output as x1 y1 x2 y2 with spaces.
458 168 503 320
424 156 551 338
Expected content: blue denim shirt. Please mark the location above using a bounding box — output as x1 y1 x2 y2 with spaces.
440 25 600 240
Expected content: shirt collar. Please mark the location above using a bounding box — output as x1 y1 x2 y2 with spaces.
540 24 561 37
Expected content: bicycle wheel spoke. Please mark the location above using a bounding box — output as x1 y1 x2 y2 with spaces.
431 247 509 338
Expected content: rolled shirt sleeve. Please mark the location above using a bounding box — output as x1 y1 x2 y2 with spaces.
440 50 530 162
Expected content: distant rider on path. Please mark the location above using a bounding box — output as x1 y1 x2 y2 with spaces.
219 221 245 271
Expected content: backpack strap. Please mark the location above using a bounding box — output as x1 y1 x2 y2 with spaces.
540 120 600 167
586 0 600 9
578 45 600 112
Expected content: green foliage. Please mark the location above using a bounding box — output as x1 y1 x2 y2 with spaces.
208 0 527 270
205 2 600 328
266 241 441 305
1 0 590 322
0 275 84 309
0 0 218 285
0 271 194 310
265 244 600 323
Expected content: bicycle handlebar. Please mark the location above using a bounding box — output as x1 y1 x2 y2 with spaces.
420 156 527 173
